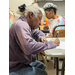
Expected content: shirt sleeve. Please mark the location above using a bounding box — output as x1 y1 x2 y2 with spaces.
9 21 13 28
61 18 65 29
32 29 46 41
61 16 65 25
14 21 57 55
55 17 65 30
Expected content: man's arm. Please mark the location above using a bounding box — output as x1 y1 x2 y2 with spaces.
32 29 46 41
14 22 57 55
9 10 15 23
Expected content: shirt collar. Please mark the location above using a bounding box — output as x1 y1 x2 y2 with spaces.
19 15 32 30
19 15 28 24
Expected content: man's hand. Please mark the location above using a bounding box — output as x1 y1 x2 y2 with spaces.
43 26 49 30
50 38 60 46
38 38 47 55
9 10 14 16
9 10 15 23
38 37 47 42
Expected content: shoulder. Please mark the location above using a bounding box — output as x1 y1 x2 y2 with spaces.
13 19 30 30
58 16 65 21
57 15 65 24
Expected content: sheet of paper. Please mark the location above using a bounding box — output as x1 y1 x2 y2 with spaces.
50 53 62 55
56 41 65 50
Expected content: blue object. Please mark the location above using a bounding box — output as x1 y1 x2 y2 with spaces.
9 60 47 75
9 21 13 28
56 31 59 37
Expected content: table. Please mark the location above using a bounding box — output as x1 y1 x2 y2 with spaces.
44 38 65 75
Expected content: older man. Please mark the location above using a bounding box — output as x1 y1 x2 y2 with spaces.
9 4 60 75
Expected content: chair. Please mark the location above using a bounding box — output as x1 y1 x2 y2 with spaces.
39 30 50 62
36 30 50 60
41 30 49 33
52 25 65 37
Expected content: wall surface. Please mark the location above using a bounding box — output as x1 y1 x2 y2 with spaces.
9 0 34 13
9 0 65 20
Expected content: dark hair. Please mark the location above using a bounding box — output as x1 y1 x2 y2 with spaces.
45 7 57 14
18 4 26 12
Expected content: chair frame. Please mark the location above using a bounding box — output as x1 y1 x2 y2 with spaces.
52 25 65 37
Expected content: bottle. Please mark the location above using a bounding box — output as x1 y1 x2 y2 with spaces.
46 17 48 26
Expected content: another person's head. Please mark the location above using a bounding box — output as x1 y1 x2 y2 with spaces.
17 4 42 30
32 2 38 6
43 3 57 19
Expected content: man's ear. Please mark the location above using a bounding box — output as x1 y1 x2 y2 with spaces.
29 12 34 19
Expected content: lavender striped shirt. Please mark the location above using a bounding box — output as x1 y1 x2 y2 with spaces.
9 15 57 72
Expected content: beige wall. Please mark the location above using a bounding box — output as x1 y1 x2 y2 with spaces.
9 0 34 13
9 0 65 20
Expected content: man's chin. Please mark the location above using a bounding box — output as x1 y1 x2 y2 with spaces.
32 26 39 30
31 27 35 30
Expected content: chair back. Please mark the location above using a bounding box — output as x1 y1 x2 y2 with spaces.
52 25 65 37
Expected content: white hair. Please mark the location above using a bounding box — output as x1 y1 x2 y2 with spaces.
17 5 43 18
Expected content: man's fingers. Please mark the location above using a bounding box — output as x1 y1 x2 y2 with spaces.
40 38 47 42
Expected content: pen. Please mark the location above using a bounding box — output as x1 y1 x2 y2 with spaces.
56 31 59 37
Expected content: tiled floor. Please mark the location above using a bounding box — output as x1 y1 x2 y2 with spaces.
38 53 65 75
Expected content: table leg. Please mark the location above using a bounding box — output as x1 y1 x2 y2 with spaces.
56 57 59 75
61 58 65 75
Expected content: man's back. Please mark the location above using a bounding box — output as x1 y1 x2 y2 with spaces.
9 19 34 73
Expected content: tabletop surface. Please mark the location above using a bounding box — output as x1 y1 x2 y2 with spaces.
44 38 65 57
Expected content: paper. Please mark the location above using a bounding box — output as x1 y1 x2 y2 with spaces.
50 53 62 55
56 41 65 50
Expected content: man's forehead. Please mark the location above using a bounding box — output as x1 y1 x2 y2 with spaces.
39 14 42 17
45 11 49 13
39 10 42 15
38 13 42 18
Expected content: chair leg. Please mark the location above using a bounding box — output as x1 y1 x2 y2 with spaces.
40 54 48 72
56 57 59 75
41 54 45 64
51 57 53 60
40 54 49 64
54 57 57 69
45 55 47 72
61 58 65 75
